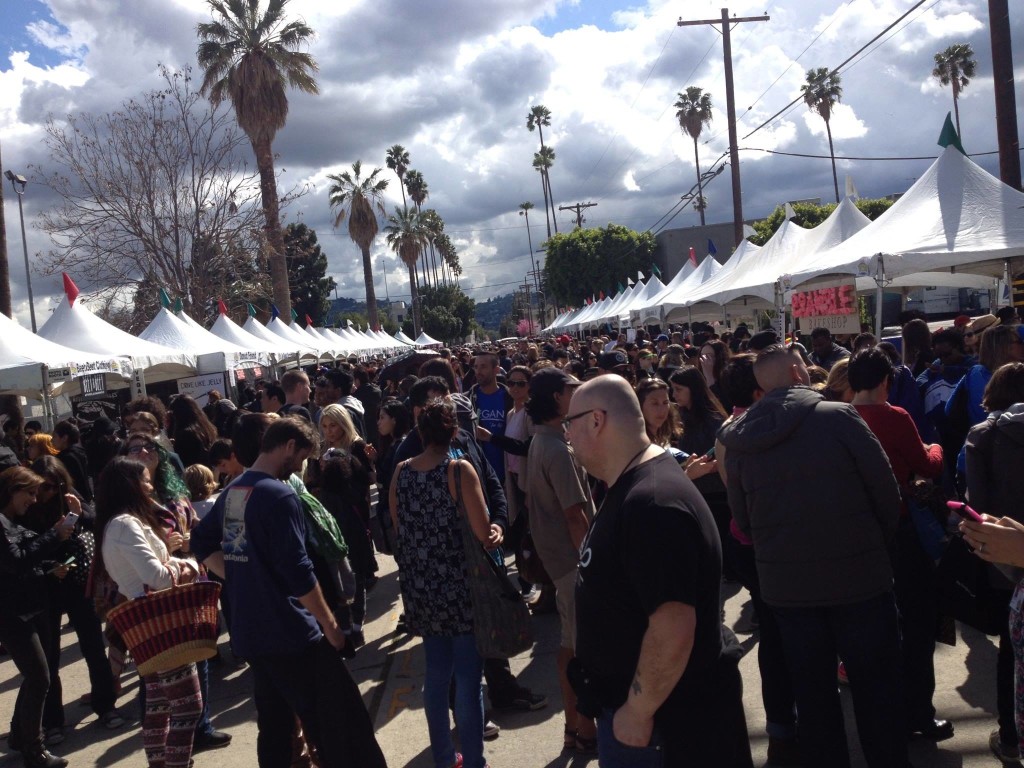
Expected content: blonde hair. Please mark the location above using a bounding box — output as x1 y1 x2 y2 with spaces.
824 358 852 402
319 403 358 450
26 433 60 457
184 464 217 501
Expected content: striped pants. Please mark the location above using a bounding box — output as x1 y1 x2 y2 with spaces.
142 663 202 768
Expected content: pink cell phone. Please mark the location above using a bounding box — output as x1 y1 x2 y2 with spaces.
947 500 984 523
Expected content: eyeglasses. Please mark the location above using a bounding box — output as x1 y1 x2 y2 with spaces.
561 408 603 430
128 444 154 455
507 380 528 388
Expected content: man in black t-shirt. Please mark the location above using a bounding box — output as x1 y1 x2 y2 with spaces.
565 376 751 767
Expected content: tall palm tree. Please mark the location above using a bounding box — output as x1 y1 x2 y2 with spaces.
932 43 976 139
674 86 713 226
196 0 319 320
384 207 427 335
420 209 445 287
327 160 388 329
526 105 558 236
403 170 430 288
532 148 556 239
385 144 410 211
801 67 843 204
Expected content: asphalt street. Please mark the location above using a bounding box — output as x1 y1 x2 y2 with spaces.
0 551 1014 767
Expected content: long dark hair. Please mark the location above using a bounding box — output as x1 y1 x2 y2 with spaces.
378 399 412 458
669 366 727 426
94 457 165 578
167 394 218 450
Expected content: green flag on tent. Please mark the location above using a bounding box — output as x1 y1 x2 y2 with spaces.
158 288 171 309
937 112 965 155
291 308 299 322
651 263 662 277
616 282 625 293
247 303 257 318
173 298 183 313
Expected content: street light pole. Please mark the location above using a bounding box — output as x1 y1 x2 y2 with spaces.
5 170 35 332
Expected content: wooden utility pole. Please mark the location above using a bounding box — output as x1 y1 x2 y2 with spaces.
989 0 1021 190
558 201 597 228
0 139 10 318
678 8 769 248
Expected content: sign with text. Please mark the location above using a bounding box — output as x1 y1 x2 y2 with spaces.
176 372 225 408
791 282 860 335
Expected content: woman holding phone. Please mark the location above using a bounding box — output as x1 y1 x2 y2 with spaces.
0 466 75 768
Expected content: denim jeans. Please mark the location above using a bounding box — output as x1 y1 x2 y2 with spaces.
596 708 663 768
774 591 907 768
423 634 484 768
248 639 386 768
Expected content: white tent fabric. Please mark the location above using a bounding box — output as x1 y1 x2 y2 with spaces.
415 331 443 347
394 330 416 345
789 146 1024 287
618 276 666 322
210 313 289 359
243 317 319 362
141 308 266 374
0 312 131 397
267 317 329 356
38 296 195 381
591 284 643 325
316 327 356 353
660 255 726 318
566 296 615 331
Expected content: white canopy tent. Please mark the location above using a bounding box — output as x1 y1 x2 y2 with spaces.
243 316 321 363
790 146 1024 289
395 329 416 345
660 255 726 322
0 311 131 400
141 308 266 374
618 276 667 324
590 283 643 326
415 331 443 347
38 290 195 383
210 312 293 362
266 317 331 358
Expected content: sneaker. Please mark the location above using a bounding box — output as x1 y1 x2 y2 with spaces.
43 727 64 746
483 720 500 740
98 710 125 729
492 689 548 712
990 729 1021 762
836 661 848 686
451 754 463 768
193 729 232 753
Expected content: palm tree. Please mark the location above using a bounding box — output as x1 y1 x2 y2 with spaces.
327 161 388 329
385 144 410 211
801 67 843 204
526 105 558 236
674 86 713 226
932 43 976 139
196 0 319 320
403 170 430 288
420 209 445 287
384 207 427 335
532 148 556 238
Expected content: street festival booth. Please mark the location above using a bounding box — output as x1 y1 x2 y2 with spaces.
785 145 1019 335
140 307 268 406
268 314 333 360
244 313 321 365
618 275 667 326
394 329 417 345
657 252 726 323
38 276 196 416
591 282 643 328
0 310 131 425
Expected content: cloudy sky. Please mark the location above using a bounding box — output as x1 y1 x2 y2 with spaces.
0 0 1019 327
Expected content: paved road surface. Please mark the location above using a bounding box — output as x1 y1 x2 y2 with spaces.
0 553 1013 767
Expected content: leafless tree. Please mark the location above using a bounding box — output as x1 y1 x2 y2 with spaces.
33 65 296 324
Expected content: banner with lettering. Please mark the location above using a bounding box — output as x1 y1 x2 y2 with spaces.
791 281 860 334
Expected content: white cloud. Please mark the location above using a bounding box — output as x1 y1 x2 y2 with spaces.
0 0 1017 315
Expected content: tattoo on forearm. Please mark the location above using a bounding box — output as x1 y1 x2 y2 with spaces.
631 675 642 696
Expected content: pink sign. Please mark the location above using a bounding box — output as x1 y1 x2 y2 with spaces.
792 284 856 318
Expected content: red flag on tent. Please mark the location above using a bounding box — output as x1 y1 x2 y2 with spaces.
599 290 605 300
217 299 228 315
62 273 80 305
305 314 313 327
689 246 697 267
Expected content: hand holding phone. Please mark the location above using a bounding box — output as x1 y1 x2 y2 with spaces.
62 511 80 529
947 500 984 523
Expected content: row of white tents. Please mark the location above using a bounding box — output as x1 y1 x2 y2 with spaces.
545 146 1021 335
0 282 444 416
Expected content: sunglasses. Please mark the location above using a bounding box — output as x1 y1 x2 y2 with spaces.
128 444 155 455
507 380 528 388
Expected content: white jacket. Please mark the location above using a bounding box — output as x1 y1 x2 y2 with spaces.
101 514 176 599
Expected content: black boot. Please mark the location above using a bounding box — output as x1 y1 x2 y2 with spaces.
20 745 69 768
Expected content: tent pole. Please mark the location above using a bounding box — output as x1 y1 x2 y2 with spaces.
1004 259 1011 308
874 257 885 338
40 365 54 431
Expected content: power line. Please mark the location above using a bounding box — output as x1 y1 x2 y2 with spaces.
738 147 1012 161
741 0 929 141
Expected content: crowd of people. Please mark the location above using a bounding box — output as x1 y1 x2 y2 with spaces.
1 306 1024 768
